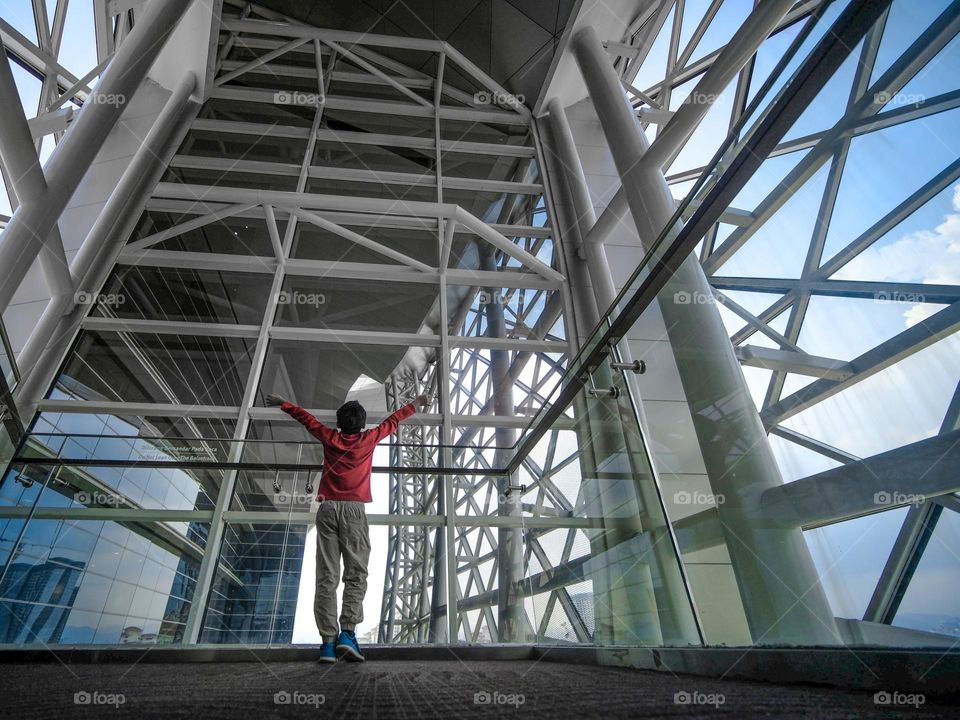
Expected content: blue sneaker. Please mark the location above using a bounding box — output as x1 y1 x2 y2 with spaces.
317 641 336 664
335 630 364 662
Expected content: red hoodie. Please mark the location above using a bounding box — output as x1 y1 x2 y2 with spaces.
281 401 417 502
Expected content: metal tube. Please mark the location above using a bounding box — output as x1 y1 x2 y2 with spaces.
572 24 839 645
586 0 796 250
0 39 72 298
545 99 617 312
0 0 194 313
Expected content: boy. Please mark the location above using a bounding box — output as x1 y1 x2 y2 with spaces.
266 391 428 663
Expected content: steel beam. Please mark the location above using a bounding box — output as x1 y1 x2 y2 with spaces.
760 430 960 528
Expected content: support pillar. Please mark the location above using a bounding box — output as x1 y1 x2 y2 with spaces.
572 24 838 645
479 246 524 641
545 98 615 314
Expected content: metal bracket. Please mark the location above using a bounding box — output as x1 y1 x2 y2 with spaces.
611 359 646 374
587 386 621 399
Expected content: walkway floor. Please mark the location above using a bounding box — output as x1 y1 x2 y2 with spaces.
0 658 954 718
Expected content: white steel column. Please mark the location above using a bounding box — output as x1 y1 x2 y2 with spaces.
587 0 797 248
545 98 616 314
0 0 194 313
0 39 72 299
572 24 839 645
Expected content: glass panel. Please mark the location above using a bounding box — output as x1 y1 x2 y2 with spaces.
311 138 435 175
291 222 437 265
870 0 953 84
179 128 308 163
200 522 305 644
59 0 98 78
830 180 960 285
747 20 805 103
130 211 276 257
162 165 300 192
258 341 430 410
199 98 316 127
3 0 38 44
13 462 220 512
50 331 254 406
276 277 436 333
805 508 909 619
0 518 207 644
893 507 960 638
631 7 674 94
304 176 437 202
689 0 753 65
514 350 701 646
439 119 531 145
442 152 536 182
822 108 960 264
95 267 273 324
31 412 239 440
325 108 435 138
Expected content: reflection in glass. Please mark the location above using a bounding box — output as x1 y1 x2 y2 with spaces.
0 519 207 644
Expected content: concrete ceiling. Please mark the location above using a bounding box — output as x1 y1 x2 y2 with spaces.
257 0 579 108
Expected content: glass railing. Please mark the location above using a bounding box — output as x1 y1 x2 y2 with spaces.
15 433 510 473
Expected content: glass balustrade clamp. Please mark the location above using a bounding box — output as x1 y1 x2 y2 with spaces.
610 359 646 374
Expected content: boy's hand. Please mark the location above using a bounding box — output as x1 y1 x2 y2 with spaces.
265 393 287 407
414 393 430 409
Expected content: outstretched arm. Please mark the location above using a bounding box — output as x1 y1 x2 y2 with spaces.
370 394 430 443
266 394 334 442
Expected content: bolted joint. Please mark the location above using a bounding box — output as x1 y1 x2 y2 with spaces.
611 359 646 374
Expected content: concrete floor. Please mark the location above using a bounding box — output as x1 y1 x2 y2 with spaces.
0 659 954 719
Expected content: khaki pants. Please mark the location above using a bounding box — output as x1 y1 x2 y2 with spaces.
314 499 370 643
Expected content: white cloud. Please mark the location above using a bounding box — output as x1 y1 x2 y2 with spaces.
835 184 960 326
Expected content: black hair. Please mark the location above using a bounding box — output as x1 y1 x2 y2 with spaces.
336 401 366 434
